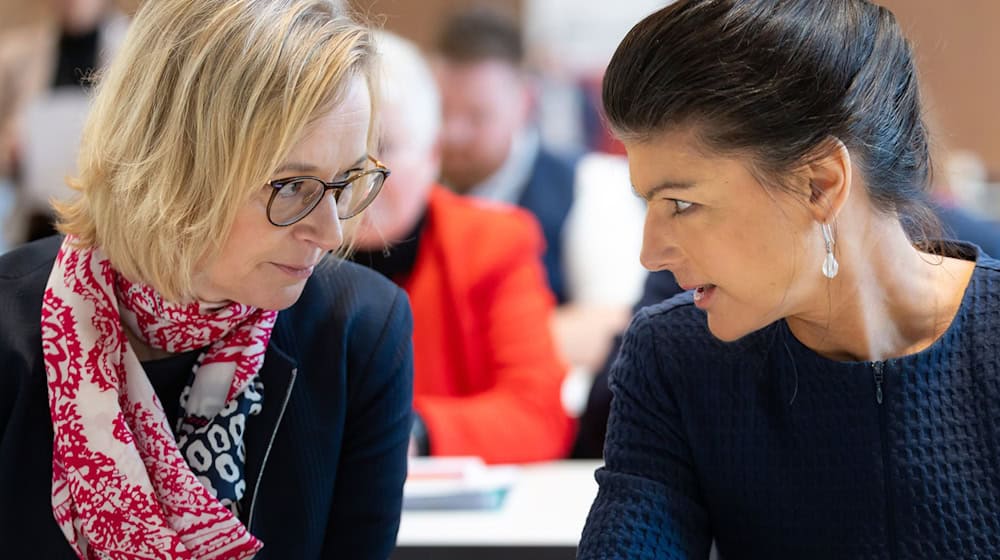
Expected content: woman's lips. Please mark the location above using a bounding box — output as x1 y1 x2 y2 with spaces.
272 263 315 280
693 284 717 308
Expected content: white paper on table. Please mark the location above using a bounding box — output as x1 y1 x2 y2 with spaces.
404 456 519 511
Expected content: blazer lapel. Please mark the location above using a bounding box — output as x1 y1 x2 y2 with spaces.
241 324 297 526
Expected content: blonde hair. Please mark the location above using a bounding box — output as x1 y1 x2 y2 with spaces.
55 0 378 302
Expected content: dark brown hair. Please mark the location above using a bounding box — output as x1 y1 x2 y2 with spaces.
603 0 938 241
435 8 523 66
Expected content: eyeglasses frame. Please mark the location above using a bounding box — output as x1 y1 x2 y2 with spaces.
265 154 390 227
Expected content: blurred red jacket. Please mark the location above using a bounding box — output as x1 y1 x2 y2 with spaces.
405 186 575 464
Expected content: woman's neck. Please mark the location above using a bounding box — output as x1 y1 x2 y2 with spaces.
786 213 976 362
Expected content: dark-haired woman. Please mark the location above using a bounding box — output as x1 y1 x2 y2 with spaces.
579 1 1000 558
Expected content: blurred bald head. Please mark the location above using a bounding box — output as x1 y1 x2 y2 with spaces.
354 31 442 249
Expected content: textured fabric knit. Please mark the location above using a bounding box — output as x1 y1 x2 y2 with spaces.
579 244 1000 559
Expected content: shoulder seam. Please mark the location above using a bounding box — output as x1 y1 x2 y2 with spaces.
639 292 696 320
976 259 1000 274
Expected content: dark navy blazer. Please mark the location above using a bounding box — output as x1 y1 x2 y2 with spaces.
0 236 414 559
517 147 578 305
935 202 1000 258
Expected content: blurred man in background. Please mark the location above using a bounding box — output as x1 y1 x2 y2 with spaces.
432 8 646 377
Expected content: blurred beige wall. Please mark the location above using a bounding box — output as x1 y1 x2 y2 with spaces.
4 0 996 174
0 1 47 31
880 0 1000 176
350 0 520 49
0 0 139 31
357 0 1000 175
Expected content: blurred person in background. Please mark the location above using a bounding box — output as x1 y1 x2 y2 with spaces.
579 0 1000 557
571 268 682 459
931 150 1000 257
0 1 413 557
0 0 129 249
352 31 574 464
432 8 646 376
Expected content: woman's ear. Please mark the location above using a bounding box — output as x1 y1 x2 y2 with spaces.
806 138 852 223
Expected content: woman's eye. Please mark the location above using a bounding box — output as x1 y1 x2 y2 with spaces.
672 199 694 214
276 180 305 199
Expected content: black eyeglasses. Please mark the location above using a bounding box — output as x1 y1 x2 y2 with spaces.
266 155 390 226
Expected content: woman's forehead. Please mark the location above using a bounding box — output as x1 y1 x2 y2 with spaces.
626 132 750 194
277 77 372 177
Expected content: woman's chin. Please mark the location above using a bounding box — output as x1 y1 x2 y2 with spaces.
705 313 755 342
238 284 308 312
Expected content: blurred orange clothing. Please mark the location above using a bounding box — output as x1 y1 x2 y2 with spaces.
404 186 574 464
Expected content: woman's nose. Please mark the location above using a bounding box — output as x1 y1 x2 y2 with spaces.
639 212 681 272
296 191 345 253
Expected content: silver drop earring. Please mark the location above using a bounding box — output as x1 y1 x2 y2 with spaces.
821 222 839 279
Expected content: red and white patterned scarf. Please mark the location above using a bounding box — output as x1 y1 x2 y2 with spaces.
41 236 276 559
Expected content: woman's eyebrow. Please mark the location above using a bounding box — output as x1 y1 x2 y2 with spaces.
633 180 697 201
274 154 368 176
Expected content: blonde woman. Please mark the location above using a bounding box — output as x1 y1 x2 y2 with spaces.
0 1 413 558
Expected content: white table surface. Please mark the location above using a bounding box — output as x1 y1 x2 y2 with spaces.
396 460 603 547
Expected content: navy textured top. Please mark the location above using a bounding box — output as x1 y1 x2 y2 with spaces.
579 245 1000 559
